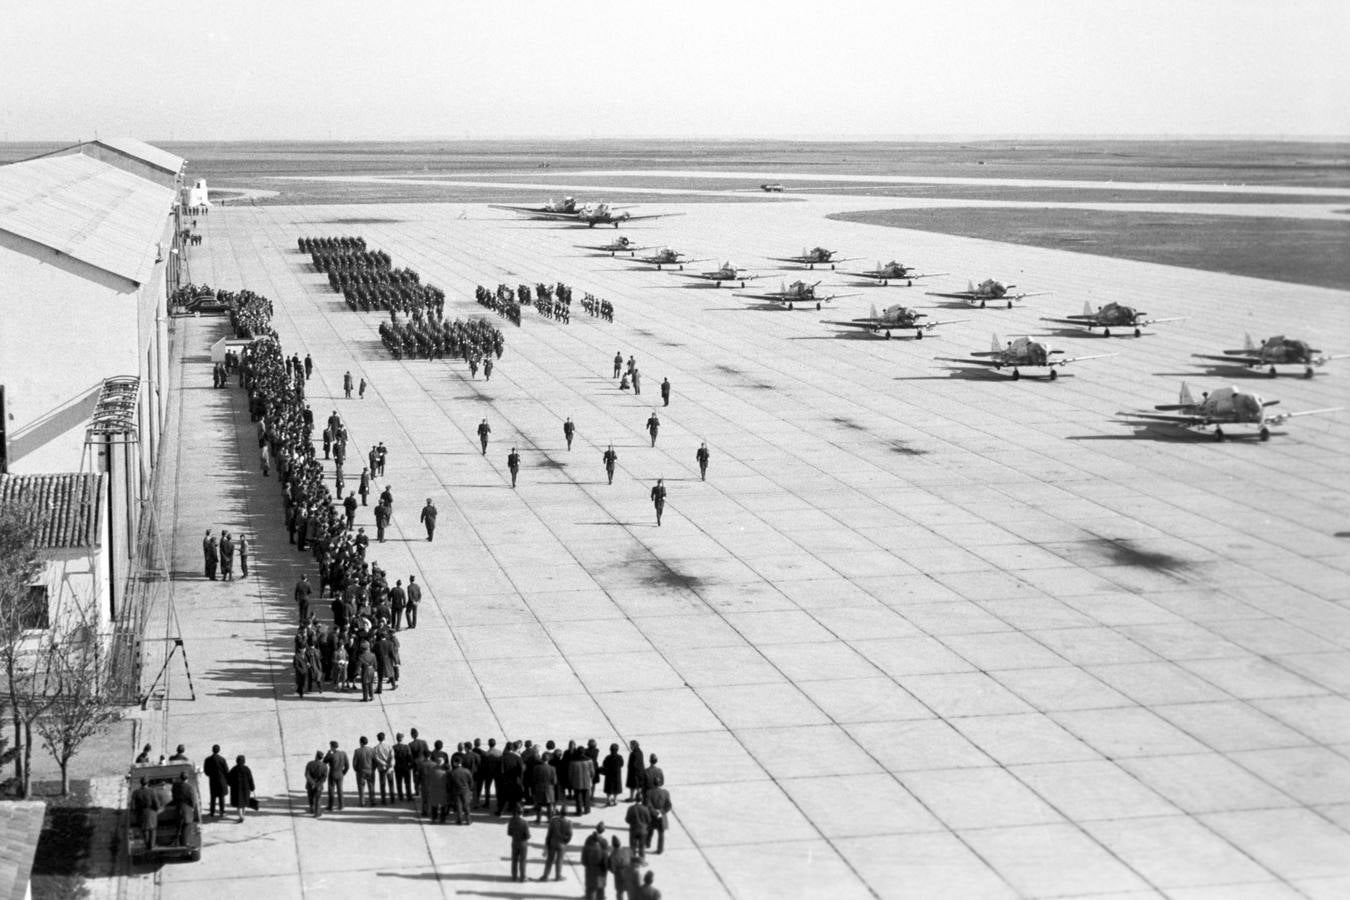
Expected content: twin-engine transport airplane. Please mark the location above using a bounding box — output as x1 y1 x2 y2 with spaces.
494 200 675 228
927 279 1050 308
1118 382 1341 441
1193 334 1347 378
937 334 1115 380
631 248 709 270
769 247 859 270
675 262 762 288
848 260 947 286
734 280 861 310
823 304 967 339
577 236 651 256
1042 301 1186 337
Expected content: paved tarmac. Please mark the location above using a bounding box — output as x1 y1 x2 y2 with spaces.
136 189 1350 899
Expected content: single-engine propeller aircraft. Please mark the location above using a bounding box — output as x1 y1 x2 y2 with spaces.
675 262 762 288
927 279 1049 308
1117 382 1341 441
936 334 1115 380
768 247 859 270
577 236 651 256
1192 334 1347 379
734 280 861 310
822 304 967 339
630 248 709 271
848 260 947 286
1041 301 1186 337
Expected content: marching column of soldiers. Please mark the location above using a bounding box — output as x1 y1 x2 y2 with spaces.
475 284 523 326
378 313 505 369
580 292 614 322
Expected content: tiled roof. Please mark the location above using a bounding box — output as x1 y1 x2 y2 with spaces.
0 154 175 285
90 136 185 175
0 473 104 549
0 801 46 900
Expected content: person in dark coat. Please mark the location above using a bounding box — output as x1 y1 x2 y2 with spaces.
325 740 349 811
424 760 450 823
603 445 618 485
477 418 491 455
293 646 310 697
497 741 524 816
650 479 667 527
645 783 672 854
420 498 437 542
405 575 421 629
540 810 573 881
563 417 575 450
449 756 474 825
645 412 660 447
203 530 218 580
696 442 710 481
357 641 377 702
408 728 430 796
393 733 413 802
507 811 531 882
581 823 612 899
625 740 645 801
625 799 652 862
660 377 671 407
602 743 624 806
219 531 235 581
507 447 521 488
645 755 665 791
203 745 229 816
304 751 329 816
609 836 638 900
228 754 255 822
374 501 390 543
532 750 558 822
131 778 162 849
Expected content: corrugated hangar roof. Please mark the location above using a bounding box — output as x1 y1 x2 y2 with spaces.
0 472 104 549
91 135 186 175
0 153 175 285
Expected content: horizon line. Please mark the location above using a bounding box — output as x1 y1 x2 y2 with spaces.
4 133 1350 145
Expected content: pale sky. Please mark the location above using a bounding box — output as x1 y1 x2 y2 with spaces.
3 0 1347 140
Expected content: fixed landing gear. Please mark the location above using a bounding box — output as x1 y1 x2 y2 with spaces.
1134 327 1142 337
1259 426 1271 441
884 330 892 340
740 281 746 288
915 330 923 340
678 264 684 270
1213 427 1225 442
830 263 836 270
815 301 821 311
1104 328 1111 337
1007 300 1014 309
1011 369 1021 380
1049 368 1059 381
787 302 794 310
1304 367 1315 379
1268 366 1278 377
979 300 987 308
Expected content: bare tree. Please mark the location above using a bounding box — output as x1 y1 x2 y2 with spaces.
35 620 123 796
0 502 50 797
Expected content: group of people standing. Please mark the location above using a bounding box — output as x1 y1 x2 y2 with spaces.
201 529 248 580
301 730 669 897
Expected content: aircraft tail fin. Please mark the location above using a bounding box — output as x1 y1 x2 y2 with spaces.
1082 301 1093 316
991 333 1002 353
1179 382 1195 406
1243 333 1256 352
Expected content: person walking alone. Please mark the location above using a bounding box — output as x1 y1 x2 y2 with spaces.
650 479 667 527
660 377 671 407
228 754 255 823
612 351 623 379
563 417 575 451
646 412 660 447
343 371 353 399
603 445 618 485
420 498 437 541
696 442 710 481
477 419 491 455
507 447 521 489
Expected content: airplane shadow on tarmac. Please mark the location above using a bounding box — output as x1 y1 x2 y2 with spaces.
1068 423 1286 444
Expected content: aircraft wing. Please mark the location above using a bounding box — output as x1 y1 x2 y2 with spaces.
1140 316 1187 326
821 319 881 329
924 291 976 300
1116 411 1209 425
490 204 579 219
622 213 683 222
918 317 968 330
935 356 1004 367
675 272 761 282
817 292 864 303
1192 352 1262 366
1054 353 1118 366
1267 406 1343 425
578 244 652 253
1040 316 1096 326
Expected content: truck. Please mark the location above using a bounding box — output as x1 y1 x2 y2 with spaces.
125 761 202 863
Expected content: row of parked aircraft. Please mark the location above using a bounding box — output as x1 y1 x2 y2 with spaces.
504 196 1341 442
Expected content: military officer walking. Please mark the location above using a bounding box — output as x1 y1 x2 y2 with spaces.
650 479 667 527
660 377 671 407
646 412 660 447
477 419 491 455
507 447 521 489
564 417 575 451
603 445 618 485
696 442 710 481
